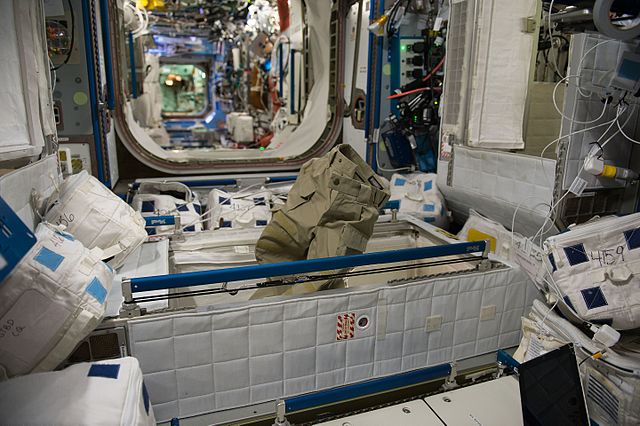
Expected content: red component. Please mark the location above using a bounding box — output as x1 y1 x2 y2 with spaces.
277 0 290 32
259 132 274 148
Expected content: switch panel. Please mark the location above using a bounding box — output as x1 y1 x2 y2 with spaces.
399 37 424 87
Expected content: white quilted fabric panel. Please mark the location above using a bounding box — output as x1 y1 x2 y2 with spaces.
561 34 640 190
439 145 555 237
128 266 538 422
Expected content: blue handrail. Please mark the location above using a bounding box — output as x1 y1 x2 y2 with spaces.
128 240 486 293
284 363 452 413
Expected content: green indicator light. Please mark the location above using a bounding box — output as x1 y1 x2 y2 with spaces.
259 147 265 151
413 115 418 123
400 45 406 51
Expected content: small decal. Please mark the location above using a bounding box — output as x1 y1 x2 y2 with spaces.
336 312 356 341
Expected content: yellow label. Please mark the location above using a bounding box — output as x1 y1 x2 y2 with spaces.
58 150 67 161
467 229 497 252
601 165 617 178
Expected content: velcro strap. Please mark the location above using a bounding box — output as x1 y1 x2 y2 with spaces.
101 244 125 260
607 265 633 283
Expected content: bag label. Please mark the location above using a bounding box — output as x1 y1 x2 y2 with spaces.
587 246 626 267
0 290 70 368
512 237 546 285
336 312 355 341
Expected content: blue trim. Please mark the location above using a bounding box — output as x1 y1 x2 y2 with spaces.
142 382 150 414
88 364 120 379
128 31 138 98
371 0 385 172
497 349 520 371
279 43 284 97
284 363 451 413
144 216 176 226
0 196 37 283
290 50 296 115
34 247 65 272
99 0 115 110
86 277 107 304
82 0 106 183
363 0 376 146
384 200 400 210
130 241 486 293
267 176 297 183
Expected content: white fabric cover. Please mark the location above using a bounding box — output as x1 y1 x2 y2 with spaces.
0 154 61 231
515 300 640 426
132 181 203 235
0 357 156 425
437 145 556 238
387 173 449 229
458 209 513 260
440 0 537 149
545 214 640 330
128 266 537 421
44 171 147 269
206 189 272 230
0 223 114 378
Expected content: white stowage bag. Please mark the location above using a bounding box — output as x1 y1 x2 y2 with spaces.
131 181 203 235
206 188 272 230
545 214 640 330
387 173 450 229
0 357 156 425
44 171 147 269
458 209 513 260
0 223 115 379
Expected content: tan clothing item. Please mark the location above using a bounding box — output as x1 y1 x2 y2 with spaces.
252 144 390 298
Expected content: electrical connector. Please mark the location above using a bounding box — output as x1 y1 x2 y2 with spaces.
584 156 639 181
368 13 390 36
590 323 620 348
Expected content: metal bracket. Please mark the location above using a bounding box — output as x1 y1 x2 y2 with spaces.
119 278 142 318
523 16 537 33
442 362 459 390
273 400 290 426
478 239 492 271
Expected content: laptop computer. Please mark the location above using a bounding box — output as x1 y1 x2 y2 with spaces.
518 344 590 426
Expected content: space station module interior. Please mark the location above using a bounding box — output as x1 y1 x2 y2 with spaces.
1 0 640 424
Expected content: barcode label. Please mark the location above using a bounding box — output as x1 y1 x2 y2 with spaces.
568 176 588 196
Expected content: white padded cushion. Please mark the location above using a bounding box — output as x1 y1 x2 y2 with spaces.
128 266 538 421
0 223 114 378
44 171 147 268
0 357 156 425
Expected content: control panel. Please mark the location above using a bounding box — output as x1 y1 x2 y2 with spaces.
398 37 425 87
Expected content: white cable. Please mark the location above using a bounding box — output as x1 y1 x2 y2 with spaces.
532 106 627 246
375 141 412 173
552 74 610 124
617 107 640 144
538 114 622 188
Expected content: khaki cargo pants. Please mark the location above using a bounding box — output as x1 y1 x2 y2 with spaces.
252 144 390 298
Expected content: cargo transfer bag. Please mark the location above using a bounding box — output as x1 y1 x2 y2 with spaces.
132 181 203 235
387 173 449 229
0 223 115 379
545 214 640 330
44 171 147 269
206 188 272 229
